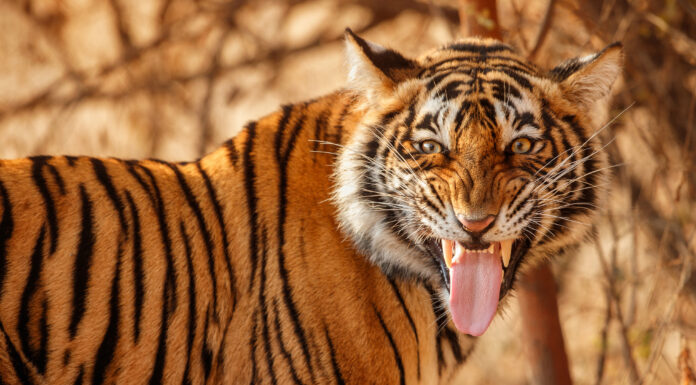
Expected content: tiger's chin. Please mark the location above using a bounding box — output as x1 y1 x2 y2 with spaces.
423 237 528 336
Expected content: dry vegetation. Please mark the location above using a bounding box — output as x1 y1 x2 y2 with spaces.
0 0 694 384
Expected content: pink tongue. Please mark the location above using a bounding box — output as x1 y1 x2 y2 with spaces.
449 251 503 336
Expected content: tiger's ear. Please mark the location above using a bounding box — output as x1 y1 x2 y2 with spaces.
344 29 421 103
549 42 623 112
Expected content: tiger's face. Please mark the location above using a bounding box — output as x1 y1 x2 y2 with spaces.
334 30 622 336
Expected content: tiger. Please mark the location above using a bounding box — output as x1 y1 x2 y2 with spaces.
0 29 622 384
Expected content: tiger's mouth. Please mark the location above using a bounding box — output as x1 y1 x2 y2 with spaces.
425 238 526 336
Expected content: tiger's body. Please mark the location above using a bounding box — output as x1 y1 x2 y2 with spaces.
0 31 622 384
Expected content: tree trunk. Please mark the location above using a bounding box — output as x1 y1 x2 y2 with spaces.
518 263 573 385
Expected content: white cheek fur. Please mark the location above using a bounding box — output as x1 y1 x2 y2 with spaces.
332 124 436 281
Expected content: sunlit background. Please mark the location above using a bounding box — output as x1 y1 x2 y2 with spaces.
0 0 695 383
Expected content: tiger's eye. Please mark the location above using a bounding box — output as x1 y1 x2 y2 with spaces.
419 140 442 154
511 138 533 154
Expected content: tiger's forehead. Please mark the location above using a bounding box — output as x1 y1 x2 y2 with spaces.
413 39 543 110
417 39 541 77
410 40 545 144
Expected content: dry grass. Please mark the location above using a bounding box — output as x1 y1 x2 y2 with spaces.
0 0 694 383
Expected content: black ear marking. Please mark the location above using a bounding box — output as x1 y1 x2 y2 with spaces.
548 42 623 111
344 28 419 83
549 42 623 82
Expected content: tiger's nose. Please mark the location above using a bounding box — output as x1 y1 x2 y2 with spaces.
457 215 495 234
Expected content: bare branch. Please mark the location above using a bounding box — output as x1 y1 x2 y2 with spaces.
527 0 556 60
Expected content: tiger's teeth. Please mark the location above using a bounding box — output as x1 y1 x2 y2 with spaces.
487 244 494 254
501 239 513 268
454 242 464 264
442 240 453 268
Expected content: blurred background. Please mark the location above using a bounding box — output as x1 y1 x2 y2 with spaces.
0 0 694 383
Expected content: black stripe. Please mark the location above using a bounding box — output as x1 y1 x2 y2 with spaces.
422 55 536 78
324 326 345 385
415 113 438 134
422 195 446 220
374 306 405 385
271 299 303 385
379 108 402 128
500 68 533 90
124 162 157 208
65 156 78 167
46 163 65 195
276 109 305 162
136 165 177 313
332 99 354 145
202 307 213 379
506 183 529 218
38 299 48 375
224 139 239 167
274 109 317 381
563 116 597 212
197 163 236 314
91 243 122 385
387 278 420 379
477 98 498 133
425 284 446 372
74 366 84 385
425 71 455 91
515 112 536 131
30 156 58 254
561 114 585 139
427 182 446 213
403 102 417 129
147 271 171 384
312 109 330 162
453 101 473 134
124 192 144 341
167 164 213 316
0 180 13 293
90 159 128 235
258 229 278 385
358 136 382 222
490 79 521 100
70 185 94 338
0 321 33 384
274 105 295 160
180 222 197 385
441 79 463 99
215 319 233 380
242 122 260 292
442 327 464 364
249 311 259 385
17 227 47 374
375 126 417 247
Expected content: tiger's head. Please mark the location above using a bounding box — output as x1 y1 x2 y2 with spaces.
333 30 622 336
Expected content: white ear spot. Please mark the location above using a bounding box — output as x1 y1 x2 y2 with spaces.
344 38 387 92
